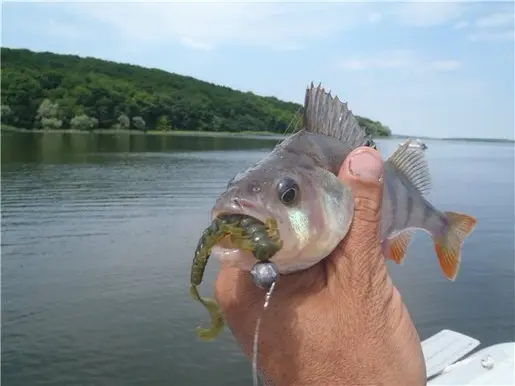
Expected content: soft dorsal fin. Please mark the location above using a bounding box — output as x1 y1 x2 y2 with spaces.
386 140 432 195
303 82 372 149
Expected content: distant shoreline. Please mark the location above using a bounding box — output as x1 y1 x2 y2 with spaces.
390 133 514 143
1 125 286 139
0 125 392 140
2 125 513 143
440 137 515 143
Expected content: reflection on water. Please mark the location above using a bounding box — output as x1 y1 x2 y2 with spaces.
1 131 514 386
1 131 283 165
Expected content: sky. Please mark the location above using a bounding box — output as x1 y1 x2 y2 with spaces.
1 0 514 140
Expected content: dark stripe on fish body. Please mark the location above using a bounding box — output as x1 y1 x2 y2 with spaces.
386 176 397 236
422 201 434 231
404 193 413 228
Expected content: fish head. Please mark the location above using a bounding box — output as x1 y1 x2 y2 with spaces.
211 157 354 274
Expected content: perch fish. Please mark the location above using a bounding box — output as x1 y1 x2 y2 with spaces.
190 82 477 340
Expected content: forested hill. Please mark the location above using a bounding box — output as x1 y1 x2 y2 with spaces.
1 47 391 136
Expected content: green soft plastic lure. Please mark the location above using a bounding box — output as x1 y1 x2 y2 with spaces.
190 214 282 341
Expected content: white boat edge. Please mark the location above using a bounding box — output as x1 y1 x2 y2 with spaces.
423 329 514 385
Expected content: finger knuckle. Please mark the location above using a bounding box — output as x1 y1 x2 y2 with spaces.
354 195 382 223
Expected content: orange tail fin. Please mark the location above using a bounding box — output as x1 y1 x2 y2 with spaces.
433 211 477 281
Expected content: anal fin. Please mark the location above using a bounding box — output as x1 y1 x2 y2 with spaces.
383 229 416 264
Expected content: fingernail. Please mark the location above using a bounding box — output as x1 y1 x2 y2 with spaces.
348 150 383 181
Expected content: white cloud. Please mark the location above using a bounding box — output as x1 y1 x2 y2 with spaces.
178 38 214 52
368 13 382 24
40 2 487 52
61 2 376 52
40 18 88 40
429 60 461 71
464 7 514 43
19 13 103 43
392 2 465 27
475 11 514 28
337 51 461 73
469 30 515 42
453 21 469 30
337 50 415 71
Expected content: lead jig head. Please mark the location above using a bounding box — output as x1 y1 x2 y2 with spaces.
250 260 279 291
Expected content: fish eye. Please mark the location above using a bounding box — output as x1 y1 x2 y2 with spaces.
276 177 300 206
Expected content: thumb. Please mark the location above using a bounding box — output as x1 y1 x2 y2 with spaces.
331 147 385 267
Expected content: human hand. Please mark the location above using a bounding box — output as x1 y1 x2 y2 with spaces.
214 146 427 386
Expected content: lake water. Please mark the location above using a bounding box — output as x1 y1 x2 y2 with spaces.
2 131 514 386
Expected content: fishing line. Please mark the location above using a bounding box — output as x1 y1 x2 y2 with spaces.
283 106 303 137
252 281 276 386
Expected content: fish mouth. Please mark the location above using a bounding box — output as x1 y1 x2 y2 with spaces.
211 199 284 262
209 210 264 269
211 208 269 252
211 199 269 226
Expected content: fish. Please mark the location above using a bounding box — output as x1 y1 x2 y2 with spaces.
210 82 477 281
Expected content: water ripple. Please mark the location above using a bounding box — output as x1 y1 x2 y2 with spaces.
1 136 514 386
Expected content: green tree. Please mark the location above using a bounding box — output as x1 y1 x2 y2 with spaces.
1 105 13 125
132 116 146 131
118 114 130 130
356 117 392 137
70 114 99 131
36 99 62 130
41 117 63 130
156 115 172 131
0 47 392 137
37 99 59 118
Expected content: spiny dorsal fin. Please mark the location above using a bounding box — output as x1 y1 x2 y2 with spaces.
303 82 372 149
386 140 432 195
